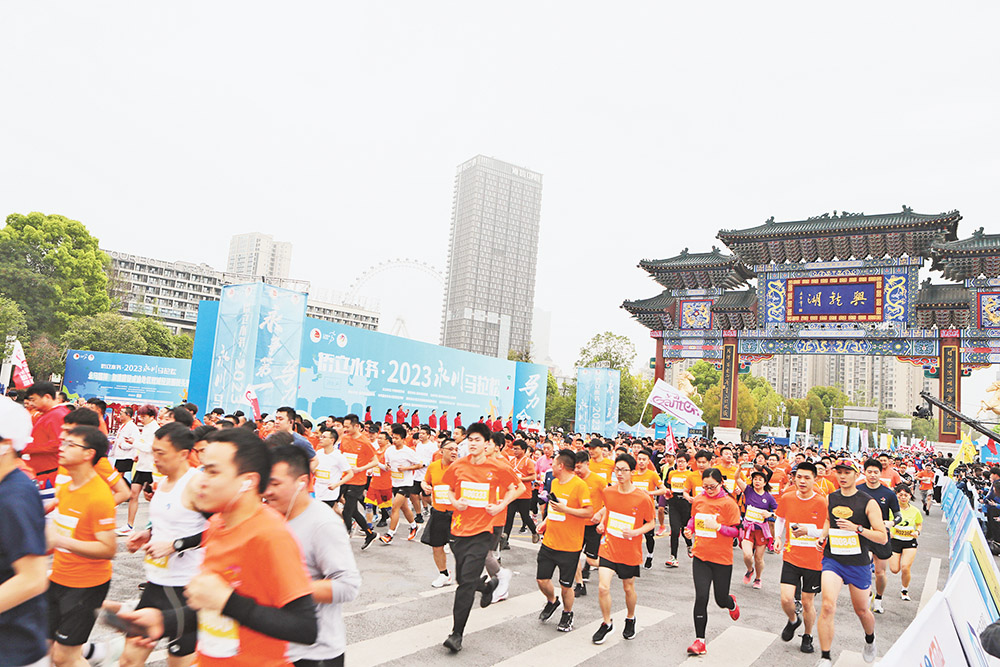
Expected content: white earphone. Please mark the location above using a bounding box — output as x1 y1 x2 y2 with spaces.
239 479 252 493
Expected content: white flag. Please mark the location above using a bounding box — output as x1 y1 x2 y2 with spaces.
10 339 33 389
645 379 702 427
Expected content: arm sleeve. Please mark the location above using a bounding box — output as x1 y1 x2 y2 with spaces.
718 524 740 538
773 516 785 539
222 593 317 645
315 515 362 604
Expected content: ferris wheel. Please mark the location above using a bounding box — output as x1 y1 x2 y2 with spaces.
345 259 446 339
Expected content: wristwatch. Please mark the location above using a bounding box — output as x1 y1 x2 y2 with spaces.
856 525 864 534
173 538 185 552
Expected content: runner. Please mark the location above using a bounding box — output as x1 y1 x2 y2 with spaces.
119 427 319 664
535 448 593 633
684 450 713 500
501 439 540 547
632 449 668 569
773 460 826 654
665 453 696 567
421 439 458 588
0 397 49 667
366 430 394 529
572 449 606 597
114 406 140 483
265 444 361 667
123 404 160 536
914 464 934 515
410 425 438 525
380 425 422 544
313 428 351 509
683 467 742 656
439 422 523 653
120 422 207 667
338 414 379 550
587 439 614 484
858 458 899 614
22 382 70 491
738 470 776 589
887 483 923 602
590 453 655 644
816 458 888 665
47 425 117 667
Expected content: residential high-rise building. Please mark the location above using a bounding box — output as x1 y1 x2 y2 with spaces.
227 232 292 280
440 155 543 358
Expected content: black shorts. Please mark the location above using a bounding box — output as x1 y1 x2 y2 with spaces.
780 561 821 594
582 525 601 560
891 538 917 553
869 539 893 561
136 583 197 656
131 470 154 487
114 459 134 474
536 544 581 588
599 557 640 580
413 481 429 496
48 580 110 646
423 508 453 547
392 485 411 497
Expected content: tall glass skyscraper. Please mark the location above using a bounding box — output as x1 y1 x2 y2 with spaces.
440 155 543 358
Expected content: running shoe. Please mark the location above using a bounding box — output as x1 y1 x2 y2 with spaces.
115 525 133 537
519 525 527 533
531 532 540 544
728 595 740 620
872 597 884 614
743 570 753 585
781 615 802 642
862 637 877 663
686 639 707 655
556 610 574 632
539 598 561 622
800 634 814 654
592 622 613 644
623 617 636 640
664 557 679 568
581 563 591 580
752 579 762 589
376 518 388 527
655 525 667 536
494 568 512 602
644 557 653 569
415 514 424 524
408 526 418 541
479 576 499 608
99 635 126 667
431 572 454 588
687 545 693 558
816 659 832 667
443 633 463 653
379 533 393 544
574 582 587 597
361 532 377 550
900 589 911 601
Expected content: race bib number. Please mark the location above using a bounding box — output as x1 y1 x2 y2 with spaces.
724 478 736 493
789 523 817 548
144 552 169 569
51 511 77 554
694 513 717 538
198 609 240 658
893 525 916 540
460 481 489 508
548 504 566 522
315 469 330 481
693 485 703 496
433 484 451 506
391 470 405 483
671 477 686 493
343 452 358 467
769 482 781 494
828 528 862 555
745 506 767 523
607 511 635 538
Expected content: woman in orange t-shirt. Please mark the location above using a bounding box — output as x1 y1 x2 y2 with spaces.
682 468 742 656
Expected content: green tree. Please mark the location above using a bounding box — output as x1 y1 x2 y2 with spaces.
62 313 148 355
507 346 534 363
619 371 655 425
172 333 194 360
0 296 27 357
544 372 576 431
787 393 828 435
700 380 758 439
22 335 64 383
688 360 721 396
809 385 850 414
0 212 111 336
576 332 636 370
742 374 785 434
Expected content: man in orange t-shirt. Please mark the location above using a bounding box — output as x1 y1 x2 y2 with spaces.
573 449 607 595
591 452 656 643
633 449 668 569
47 426 117 666
502 439 539 545
338 414 379 549
122 428 317 666
422 440 460 588
536 448 592 633
440 423 523 653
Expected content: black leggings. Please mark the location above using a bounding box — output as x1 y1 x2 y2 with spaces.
504 498 537 536
669 498 693 557
692 556 734 639
450 532 493 635
341 485 373 536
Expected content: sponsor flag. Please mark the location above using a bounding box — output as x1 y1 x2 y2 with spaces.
10 339 33 389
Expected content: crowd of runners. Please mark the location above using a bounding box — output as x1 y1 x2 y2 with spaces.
0 382 953 666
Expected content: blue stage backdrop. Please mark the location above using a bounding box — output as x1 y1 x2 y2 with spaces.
574 367 620 437
63 349 191 406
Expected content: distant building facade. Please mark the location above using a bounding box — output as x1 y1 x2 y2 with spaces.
227 232 292 280
441 155 543 358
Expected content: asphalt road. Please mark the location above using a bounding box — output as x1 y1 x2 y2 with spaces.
94 498 954 666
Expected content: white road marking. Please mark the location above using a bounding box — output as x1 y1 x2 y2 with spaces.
917 556 941 612
492 606 672 666
508 536 541 551
347 592 541 665
679 625 776 666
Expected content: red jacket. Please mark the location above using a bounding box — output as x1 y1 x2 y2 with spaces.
411 414 420 428
396 410 407 423
454 416 462 428
25 404 70 476
440 416 448 430
428 414 437 429
385 413 394 424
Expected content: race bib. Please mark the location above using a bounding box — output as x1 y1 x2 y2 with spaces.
671 477 686 493
144 552 169 569
769 482 781 494
198 609 240 658
315 469 330 481
789 523 817 548
828 528 862 555
548 503 566 522
460 481 489 508
391 470 405 483
433 484 451 506
694 513 717 538
51 511 77 554
606 511 635 538
745 506 767 523
724 478 736 493
693 485 703 496
343 452 358 467
893 525 916 540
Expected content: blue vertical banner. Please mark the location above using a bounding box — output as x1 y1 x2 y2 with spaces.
848 426 860 452
574 367 620 437
513 362 547 426
788 415 799 445
832 424 848 451
206 283 306 415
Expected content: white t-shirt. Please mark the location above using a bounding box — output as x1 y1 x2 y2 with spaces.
136 420 158 472
314 448 351 502
385 446 423 488
114 421 140 459
413 440 437 482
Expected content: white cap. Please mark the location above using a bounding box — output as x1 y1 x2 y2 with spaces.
0 396 33 452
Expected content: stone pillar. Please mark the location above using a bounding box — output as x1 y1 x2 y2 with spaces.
650 336 665 418
938 331 961 444
718 332 739 435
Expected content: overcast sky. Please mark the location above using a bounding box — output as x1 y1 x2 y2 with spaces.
3 2 998 414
